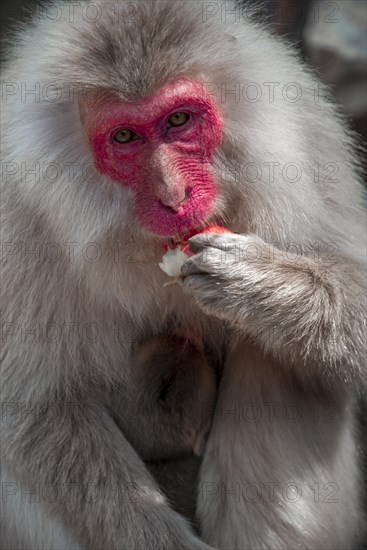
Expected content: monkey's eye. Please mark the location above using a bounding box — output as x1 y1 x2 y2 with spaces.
167 112 190 128
113 129 134 143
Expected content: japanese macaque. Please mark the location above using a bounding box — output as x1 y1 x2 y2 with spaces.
123 333 217 524
0 0 366 549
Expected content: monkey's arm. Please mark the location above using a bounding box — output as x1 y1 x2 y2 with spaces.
181 233 366 382
1 394 213 550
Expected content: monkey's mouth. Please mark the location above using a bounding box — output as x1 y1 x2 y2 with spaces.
165 234 196 250
164 217 223 250
137 193 219 240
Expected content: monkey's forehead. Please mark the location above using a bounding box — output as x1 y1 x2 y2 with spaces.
79 79 219 122
35 1 240 102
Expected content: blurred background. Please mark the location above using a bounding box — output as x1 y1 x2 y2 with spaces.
239 0 367 145
1 0 366 546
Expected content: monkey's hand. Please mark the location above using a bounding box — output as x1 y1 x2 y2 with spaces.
181 232 366 382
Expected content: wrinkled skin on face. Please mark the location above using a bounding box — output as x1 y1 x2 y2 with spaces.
82 79 223 236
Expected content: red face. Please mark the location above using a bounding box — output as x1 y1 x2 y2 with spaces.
82 79 223 236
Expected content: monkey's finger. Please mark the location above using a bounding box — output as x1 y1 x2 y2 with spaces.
188 233 224 252
181 273 216 294
188 232 245 253
181 256 205 276
181 274 224 318
181 248 228 276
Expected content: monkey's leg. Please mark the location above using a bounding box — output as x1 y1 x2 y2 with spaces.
119 333 217 525
1 459 82 550
1 396 215 550
198 342 360 549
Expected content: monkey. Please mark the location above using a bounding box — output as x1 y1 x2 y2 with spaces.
0 0 366 549
125 332 217 462
119 332 217 525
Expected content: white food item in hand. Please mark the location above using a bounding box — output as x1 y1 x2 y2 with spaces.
159 246 188 277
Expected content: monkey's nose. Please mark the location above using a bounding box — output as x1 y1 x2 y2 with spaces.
159 189 190 212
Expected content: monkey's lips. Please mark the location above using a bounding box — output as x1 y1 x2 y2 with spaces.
168 224 232 250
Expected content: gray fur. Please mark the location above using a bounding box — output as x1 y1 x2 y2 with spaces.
1 0 366 548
